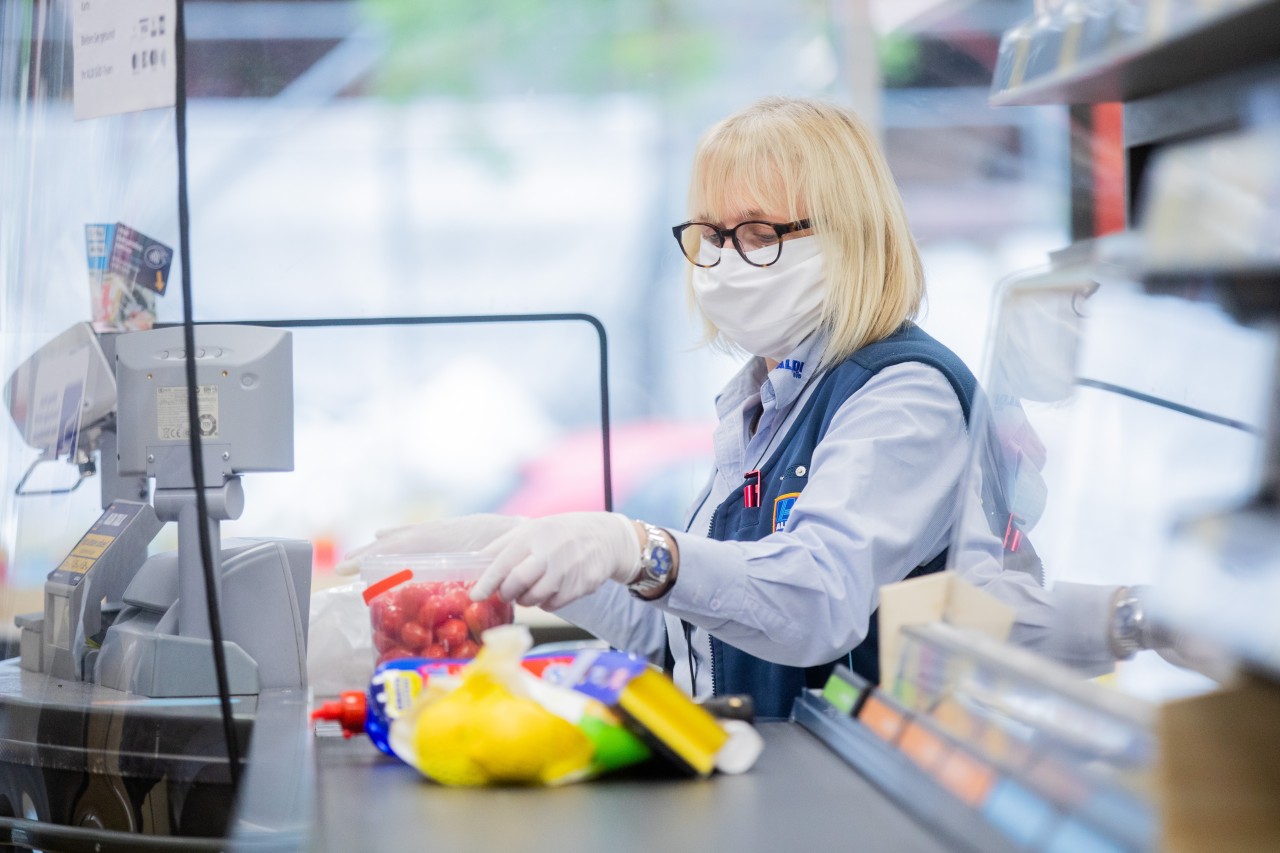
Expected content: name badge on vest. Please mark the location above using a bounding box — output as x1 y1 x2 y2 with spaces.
773 492 800 532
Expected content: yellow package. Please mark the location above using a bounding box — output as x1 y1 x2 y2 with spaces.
387 625 642 787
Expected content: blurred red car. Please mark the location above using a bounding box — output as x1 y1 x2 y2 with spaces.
496 420 714 529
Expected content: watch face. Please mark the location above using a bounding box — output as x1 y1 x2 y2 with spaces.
650 547 672 579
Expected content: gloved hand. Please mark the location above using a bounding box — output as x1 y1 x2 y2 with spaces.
471 512 643 610
334 514 524 576
1142 618 1234 682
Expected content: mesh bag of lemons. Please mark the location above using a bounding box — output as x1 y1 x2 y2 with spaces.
386 625 762 786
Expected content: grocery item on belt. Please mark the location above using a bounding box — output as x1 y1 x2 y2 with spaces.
361 553 513 666
550 649 763 777
310 650 576 758
387 626 651 786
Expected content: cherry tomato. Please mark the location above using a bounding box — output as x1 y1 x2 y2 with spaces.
395 583 427 614
463 600 495 640
423 642 448 659
400 621 432 651
453 640 480 659
373 630 399 654
417 596 441 629
437 588 471 619
436 618 468 650
372 601 406 638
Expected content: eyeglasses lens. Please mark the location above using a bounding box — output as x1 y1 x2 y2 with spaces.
735 223 783 265
677 224 718 267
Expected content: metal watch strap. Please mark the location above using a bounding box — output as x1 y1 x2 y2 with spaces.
629 522 676 600
1109 586 1145 660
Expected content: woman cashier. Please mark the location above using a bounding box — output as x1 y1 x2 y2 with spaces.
341 96 1131 717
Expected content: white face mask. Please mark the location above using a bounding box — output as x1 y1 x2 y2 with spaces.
691 235 826 360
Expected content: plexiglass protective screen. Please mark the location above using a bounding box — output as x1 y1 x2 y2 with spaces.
949 260 1276 694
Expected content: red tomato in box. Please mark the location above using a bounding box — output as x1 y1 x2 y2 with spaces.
372 601 406 638
373 630 400 654
436 618 468 650
463 600 498 640
400 621 432 651
453 640 480 659
417 596 441 629
436 587 471 621
395 583 427 614
423 642 448 659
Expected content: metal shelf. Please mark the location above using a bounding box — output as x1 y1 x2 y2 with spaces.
991 0 1280 106
1143 267 1280 321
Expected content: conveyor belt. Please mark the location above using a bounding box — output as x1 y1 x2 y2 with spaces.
312 721 952 853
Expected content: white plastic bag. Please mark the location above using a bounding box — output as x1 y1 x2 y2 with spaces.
307 581 374 697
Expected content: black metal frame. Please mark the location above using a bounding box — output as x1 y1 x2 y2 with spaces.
165 313 615 512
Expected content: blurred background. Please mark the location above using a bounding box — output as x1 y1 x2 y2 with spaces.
1 0 1072 619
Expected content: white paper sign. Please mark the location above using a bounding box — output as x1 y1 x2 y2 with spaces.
72 0 176 121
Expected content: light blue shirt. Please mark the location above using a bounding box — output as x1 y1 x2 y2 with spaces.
556 332 1117 697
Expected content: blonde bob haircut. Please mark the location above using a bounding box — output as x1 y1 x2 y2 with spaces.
686 96 924 365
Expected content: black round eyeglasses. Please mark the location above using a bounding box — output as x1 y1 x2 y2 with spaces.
671 218 811 268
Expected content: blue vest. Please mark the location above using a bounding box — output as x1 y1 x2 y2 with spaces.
696 324 978 719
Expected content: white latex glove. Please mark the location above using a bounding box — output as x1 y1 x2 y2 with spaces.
471 512 642 610
1129 586 1233 682
333 513 523 575
1143 619 1234 682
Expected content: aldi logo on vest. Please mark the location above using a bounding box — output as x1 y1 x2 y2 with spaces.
776 359 804 379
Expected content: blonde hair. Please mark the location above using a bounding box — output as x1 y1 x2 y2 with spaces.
686 96 924 364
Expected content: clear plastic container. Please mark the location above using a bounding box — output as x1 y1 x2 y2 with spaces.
360 553 513 666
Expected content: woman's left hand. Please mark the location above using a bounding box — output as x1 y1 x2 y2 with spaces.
472 512 642 610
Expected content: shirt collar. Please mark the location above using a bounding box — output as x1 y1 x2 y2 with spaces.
764 330 825 410
712 330 827 418
713 356 767 420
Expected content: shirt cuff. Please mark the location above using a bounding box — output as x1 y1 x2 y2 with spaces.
552 581 666 660
1046 581 1120 668
659 531 746 630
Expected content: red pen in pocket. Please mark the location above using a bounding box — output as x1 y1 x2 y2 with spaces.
743 470 761 509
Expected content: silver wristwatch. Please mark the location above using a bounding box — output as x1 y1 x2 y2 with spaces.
1108 586 1146 660
629 522 677 600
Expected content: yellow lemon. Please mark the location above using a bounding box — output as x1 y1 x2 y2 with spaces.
468 693 594 785
412 693 488 787
407 661 594 788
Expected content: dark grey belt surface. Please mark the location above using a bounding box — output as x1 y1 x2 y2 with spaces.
312 721 951 852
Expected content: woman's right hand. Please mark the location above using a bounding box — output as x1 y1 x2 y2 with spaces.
334 513 524 575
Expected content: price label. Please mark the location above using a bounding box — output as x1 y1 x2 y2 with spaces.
73 0 176 120
156 385 220 441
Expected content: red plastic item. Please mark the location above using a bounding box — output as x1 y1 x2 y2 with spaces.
311 691 368 738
